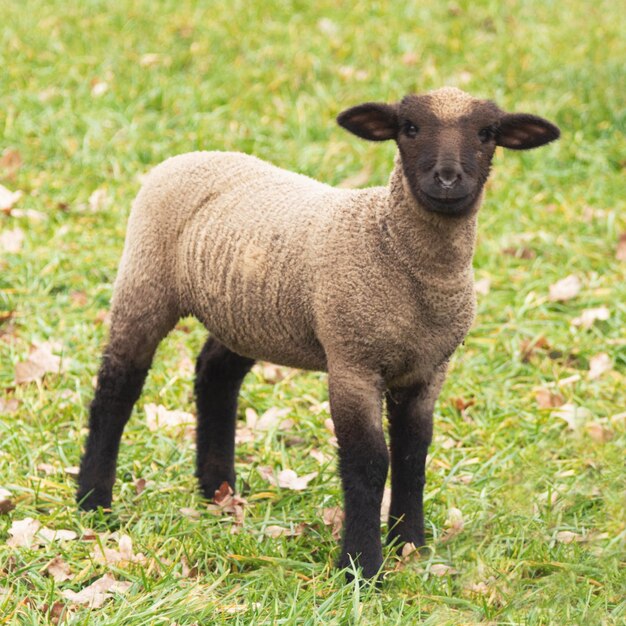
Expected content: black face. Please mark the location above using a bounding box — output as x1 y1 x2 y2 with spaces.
395 95 502 216
337 89 560 217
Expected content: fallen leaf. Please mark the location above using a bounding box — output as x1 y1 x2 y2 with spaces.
276 469 317 491
552 403 592 431
179 507 201 520
92 534 146 566
246 406 291 432
180 556 199 579
324 418 338 447
520 335 550 362
586 422 614 443
440 507 465 542
309 449 329 464
139 53 160 67
380 486 391 521
401 52 419 66
588 353 612 380
38 528 78 543
0 184 23 212
134 478 147 495
42 600 65 623
10 208 46 221
571 307 610 329
321 506 344 540
36 463 57 475
502 246 535 259
535 388 565 409
15 343 63 384
401 542 418 558
429 563 458 577
69 291 88 307
88 188 108 211
43 557 72 582
555 530 583 544
616 233 626 261
253 362 291 383
144 403 194 438
0 396 19 414
61 573 131 608
0 149 22 176
451 397 475 412
0 492 15 514
7 517 40 548
90 81 109 98
63 466 80 477
263 524 305 538
0 227 24 253
474 277 491 295
549 275 581 301
210 482 246 524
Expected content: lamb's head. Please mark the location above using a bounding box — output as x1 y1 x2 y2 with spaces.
337 87 560 217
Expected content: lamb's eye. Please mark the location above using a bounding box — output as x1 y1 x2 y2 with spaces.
478 126 495 143
403 122 419 138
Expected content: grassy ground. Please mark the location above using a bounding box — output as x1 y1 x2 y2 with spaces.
1 1 625 623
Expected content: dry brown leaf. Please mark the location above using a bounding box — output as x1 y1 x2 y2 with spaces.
0 149 22 176
0 184 23 212
552 403 592 430
38 528 78 543
571 307 610 329
92 534 146 566
61 573 131 608
210 482 246 524
401 542 418 558
144 403 194 438
555 530 583 544
586 422 614 443
616 232 626 261
0 396 19 414
588 353 612 380
309 449 330 464
134 477 147 495
0 227 24 253
180 556 199 579
535 388 565 409
36 463 57 475
15 343 63 384
43 556 72 582
253 362 291 383
520 335 550 362
246 406 291 432
276 469 317 491
88 188 108 211
179 507 201 520
474 277 491 295
549 274 581 301
502 246 535 259
401 52 419 66
7 517 41 547
324 417 338 447
440 507 465 542
63 466 80 477
90 81 109 98
0 487 15 515
263 523 305 538
451 397 475 412
321 506 344 540
430 563 458 577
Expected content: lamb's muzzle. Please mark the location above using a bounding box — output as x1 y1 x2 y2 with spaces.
77 87 560 581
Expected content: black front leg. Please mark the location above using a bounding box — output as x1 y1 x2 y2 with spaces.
386 369 445 550
328 365 388 580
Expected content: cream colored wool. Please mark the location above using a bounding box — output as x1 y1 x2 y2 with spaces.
110 149 477 389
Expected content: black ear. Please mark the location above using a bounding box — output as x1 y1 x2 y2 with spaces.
496 113 560 150
337 102 399 141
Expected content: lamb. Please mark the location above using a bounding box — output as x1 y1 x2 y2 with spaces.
77 87 560 580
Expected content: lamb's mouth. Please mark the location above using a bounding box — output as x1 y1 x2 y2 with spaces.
421 191 474 214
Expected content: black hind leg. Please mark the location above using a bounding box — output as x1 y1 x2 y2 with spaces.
195 337 255 498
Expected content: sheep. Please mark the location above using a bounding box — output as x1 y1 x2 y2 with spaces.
77 87 560 580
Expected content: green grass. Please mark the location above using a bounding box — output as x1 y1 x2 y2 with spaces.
1 0 625 623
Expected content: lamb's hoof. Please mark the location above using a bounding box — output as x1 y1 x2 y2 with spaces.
339 553 384 586
198 473 235 501
76 486 113 512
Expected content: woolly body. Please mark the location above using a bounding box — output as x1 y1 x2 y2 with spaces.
116 151 475 387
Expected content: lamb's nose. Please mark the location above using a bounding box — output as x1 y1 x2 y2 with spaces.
434 165 462 189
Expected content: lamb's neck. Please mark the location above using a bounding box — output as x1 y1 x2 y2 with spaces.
377 161 478 285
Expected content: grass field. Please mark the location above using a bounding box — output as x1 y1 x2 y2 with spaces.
1 1 625 623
